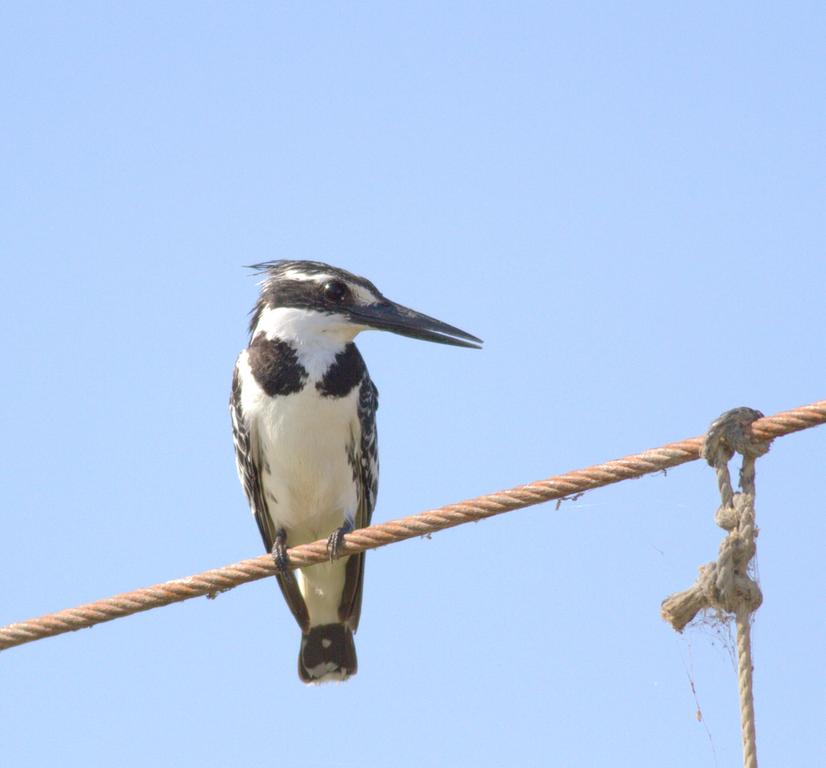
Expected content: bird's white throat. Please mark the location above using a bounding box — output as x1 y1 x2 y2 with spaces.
253 306 364 381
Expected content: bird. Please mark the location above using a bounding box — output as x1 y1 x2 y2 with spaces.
230 260 482 683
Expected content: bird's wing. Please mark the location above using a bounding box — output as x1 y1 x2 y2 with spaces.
356 375 380 529
230 363 309 631
230 365 276 549
339 374 379 631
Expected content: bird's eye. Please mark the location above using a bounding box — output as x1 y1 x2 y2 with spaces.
323 280 349 302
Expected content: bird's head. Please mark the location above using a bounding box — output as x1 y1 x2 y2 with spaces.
248 260 482 349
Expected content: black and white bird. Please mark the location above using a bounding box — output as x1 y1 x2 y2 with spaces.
230 260 481 683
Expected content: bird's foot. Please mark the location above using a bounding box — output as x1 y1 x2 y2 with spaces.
272 528 290 575
327 521 353 561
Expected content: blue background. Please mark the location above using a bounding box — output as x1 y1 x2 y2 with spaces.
2 3 824 766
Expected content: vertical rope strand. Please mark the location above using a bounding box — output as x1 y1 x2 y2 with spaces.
736 610 758 768
735 451 760 768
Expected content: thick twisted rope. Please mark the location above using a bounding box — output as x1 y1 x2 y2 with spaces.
1 399 824 653
661 407 771 768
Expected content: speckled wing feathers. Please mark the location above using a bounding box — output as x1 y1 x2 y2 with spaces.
337 375 379 631
230 366 276 550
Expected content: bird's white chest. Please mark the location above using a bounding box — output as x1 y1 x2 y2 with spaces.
238 351 361 541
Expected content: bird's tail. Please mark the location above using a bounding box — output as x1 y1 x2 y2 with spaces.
298 623 357 684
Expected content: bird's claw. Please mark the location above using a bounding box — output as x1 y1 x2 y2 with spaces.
327 521 353 561
272 529 290 575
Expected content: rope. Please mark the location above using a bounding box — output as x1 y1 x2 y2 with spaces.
2 399 824 653
661 407 772 768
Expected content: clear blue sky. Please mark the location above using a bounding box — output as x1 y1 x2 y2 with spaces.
2 3 824 766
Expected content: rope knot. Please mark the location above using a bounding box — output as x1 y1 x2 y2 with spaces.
661 407 771 630
702 407 770 463
662 407 772 768
708 493 763 614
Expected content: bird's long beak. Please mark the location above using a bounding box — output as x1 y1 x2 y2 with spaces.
351 300 482 349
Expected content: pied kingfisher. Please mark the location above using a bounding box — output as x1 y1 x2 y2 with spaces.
230 261 481 683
